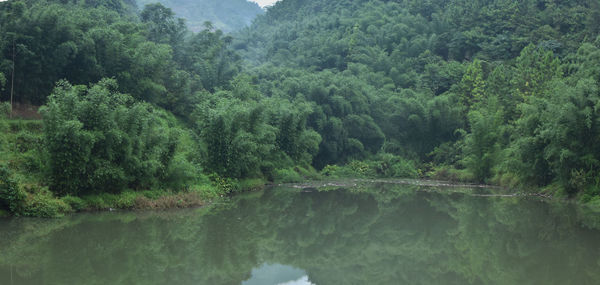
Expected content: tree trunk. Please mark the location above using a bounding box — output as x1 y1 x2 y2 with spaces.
10 39 15 119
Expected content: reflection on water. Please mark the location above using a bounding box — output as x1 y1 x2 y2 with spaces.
242 264 313 285
1 182 600 284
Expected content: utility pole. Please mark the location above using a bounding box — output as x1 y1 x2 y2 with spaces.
10 38 15 119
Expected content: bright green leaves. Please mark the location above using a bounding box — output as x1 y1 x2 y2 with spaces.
0 164 25 214
459 59 486 108
195 98 276 178
511 78 600 191
462 98 504 183
41 79 182 195
192 77 323 178
513 44 562 98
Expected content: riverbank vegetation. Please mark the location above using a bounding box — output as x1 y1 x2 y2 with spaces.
2 0 600 216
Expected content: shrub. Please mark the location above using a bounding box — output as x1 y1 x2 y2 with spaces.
429 165 475 182
238 178 265 191
41 79 182 195
321 165 341 177
20 151 45 173
273 168 303 183
0 165 26 214
208 173 237 194
373 154 419 178
0 102 10 118
23 192 71 218
61 195 88 211
15 131 42 153
8 120 43 133
115 191 138 208
320 164 361 178
165 154 200 191
348 161 375 177
82 195 109 210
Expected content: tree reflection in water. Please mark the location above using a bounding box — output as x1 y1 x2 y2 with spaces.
1 183 600 285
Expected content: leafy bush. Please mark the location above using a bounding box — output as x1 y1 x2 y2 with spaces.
428 165 475 183
0 102 10 118
0 164 25 214
15 131 42 153
273 168 303 183
238 178 265 191
82 195 109 210
320 164 356 178
61 195 88 211
165 154 201 191
23 191 71 218
208 173 237 194
371 154 419 178
19 151 45 173
41 79 184 195
8 120 43 133
348 161 376 177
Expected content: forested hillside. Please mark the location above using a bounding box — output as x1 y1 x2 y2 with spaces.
1 0 600 216
136 0 263 32
235 0 600 197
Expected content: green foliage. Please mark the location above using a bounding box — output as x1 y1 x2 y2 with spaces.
0 102 9 118
0 164 25 214
22 189 71 218
513 44 563 98
195 98 277 178
2 0 600 211
373 154 419 178
459 59 486 108
462 97 505 183
61 195 88 211
428 165 475 183
272 168 303 183
321 155 418 179
0 0 239 113
208 173 237 194
41 79 184 195
15 131 41 153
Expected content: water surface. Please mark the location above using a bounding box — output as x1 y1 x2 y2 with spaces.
1 181 600 284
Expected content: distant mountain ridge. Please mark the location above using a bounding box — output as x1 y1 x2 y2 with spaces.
136 0 264 32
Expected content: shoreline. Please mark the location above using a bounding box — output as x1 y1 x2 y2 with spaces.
0 179 565 218
3 177 597 219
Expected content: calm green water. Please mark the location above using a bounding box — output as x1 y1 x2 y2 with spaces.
2 181 600 285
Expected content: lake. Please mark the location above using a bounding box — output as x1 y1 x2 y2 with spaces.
1 180 600 284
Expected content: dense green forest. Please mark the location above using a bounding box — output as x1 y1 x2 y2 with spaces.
135 0 263 32
1 0 600 216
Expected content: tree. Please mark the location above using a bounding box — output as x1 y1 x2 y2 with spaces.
513 44 562 98
462 97 504 183
41 79 182 195
140 3 186 46
459 59 486 108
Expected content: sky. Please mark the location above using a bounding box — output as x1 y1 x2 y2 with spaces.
250 0 280 8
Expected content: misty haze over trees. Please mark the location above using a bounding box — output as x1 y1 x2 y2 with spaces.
136 0 264 32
